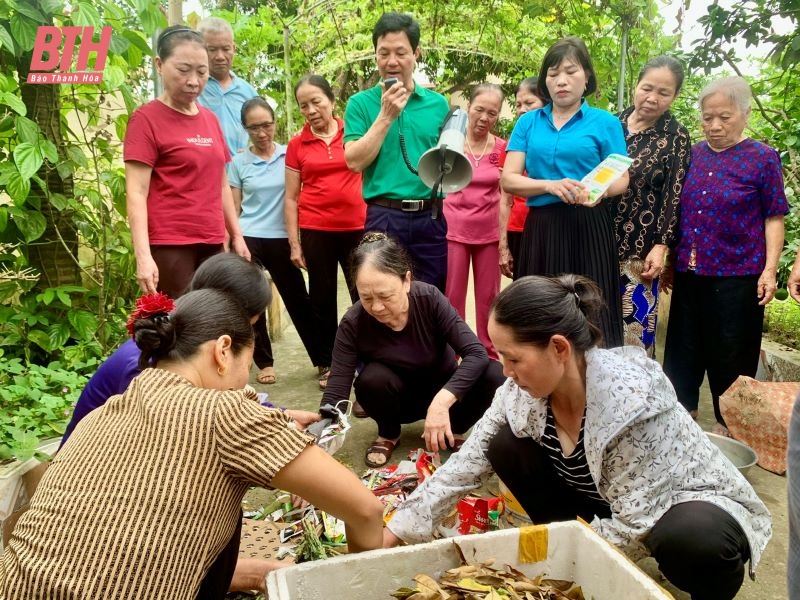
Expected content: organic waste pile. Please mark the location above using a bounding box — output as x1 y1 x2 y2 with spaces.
391 542 585 600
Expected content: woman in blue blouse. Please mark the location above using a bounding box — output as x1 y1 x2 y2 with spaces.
230 97 327 383
502 37 629 348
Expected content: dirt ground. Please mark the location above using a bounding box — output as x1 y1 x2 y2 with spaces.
243 276 789 600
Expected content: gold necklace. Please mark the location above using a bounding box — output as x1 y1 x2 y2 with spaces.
465 135 492 167
310 122 337 138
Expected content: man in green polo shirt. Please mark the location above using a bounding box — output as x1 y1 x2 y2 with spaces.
344 12 450 292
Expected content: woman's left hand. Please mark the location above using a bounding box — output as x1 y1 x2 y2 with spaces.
757 267 778 305
284 410 322 430
230 235 251 261
641 244 668 280
423 390 457 452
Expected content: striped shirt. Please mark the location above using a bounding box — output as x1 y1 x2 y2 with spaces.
0 368 313 600
541 405 607 505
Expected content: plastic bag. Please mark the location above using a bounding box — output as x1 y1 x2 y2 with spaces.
311 400 352 455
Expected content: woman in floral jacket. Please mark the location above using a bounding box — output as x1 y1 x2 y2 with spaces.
385 275 771 600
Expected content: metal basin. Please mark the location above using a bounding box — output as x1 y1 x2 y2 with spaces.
706 432 758 476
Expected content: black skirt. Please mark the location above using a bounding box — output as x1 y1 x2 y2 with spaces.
516 201 623 348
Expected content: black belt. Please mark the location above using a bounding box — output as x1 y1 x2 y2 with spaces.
369 198 433 212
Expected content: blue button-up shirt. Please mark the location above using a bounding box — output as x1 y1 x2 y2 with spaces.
198 72 258 155
507 100 627 207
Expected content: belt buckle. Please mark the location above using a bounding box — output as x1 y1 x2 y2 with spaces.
401 199 423 212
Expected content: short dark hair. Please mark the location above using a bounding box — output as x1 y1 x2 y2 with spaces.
637 55 685 94
516 76 545 102
294 74 335 103
240 97 275 126
372 12 420 51
349 231 412 284
491 274 604 352
188 253 270 319
156 25 205 61
537 37 597 102
133 289 254 370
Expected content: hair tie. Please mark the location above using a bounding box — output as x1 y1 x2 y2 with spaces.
573 292 581 305
126 292 176 336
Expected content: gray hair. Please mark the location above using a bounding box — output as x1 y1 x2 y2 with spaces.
699 76 752 113
197 16 234 38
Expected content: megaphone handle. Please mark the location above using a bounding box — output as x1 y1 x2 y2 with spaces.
430 145 447 220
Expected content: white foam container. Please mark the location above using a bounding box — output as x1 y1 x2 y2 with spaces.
266 521 673 599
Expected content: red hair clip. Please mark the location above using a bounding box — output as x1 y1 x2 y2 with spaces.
126 292 175 336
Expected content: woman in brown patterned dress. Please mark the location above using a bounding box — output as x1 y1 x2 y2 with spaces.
613 56 691 356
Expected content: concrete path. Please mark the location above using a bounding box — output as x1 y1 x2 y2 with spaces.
247 274 788 600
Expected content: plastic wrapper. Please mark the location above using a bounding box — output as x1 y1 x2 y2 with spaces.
437 495 505 538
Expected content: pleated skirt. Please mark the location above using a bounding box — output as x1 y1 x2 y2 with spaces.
516 202 624 348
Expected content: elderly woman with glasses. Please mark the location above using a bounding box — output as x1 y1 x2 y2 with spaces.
228 97 327 385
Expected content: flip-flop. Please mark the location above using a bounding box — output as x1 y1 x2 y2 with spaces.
256 367 277 385
317 367 331 391
365 439 397 468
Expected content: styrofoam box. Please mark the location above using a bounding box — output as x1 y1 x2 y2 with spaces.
267 521 673 599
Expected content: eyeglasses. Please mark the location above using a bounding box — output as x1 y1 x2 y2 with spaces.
245 121 275 133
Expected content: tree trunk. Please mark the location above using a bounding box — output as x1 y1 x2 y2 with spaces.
16 54 81 289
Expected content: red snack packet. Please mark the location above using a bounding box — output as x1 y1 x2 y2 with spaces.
438 495 505 537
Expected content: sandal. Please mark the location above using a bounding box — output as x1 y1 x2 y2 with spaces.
317 367 331 391
256 366 277 385
711 422 734 438
353 400 368 419
365 438 398 468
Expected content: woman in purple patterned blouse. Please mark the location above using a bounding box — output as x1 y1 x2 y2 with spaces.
663 76 789 437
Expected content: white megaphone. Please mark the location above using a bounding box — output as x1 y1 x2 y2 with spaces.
417 108 473 194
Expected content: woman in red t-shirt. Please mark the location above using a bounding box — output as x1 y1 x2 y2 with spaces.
499 77 545 280
124 26 249 299
285 75 366 390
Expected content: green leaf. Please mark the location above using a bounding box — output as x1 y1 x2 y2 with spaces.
14 116 40 144
0 92 26 116
10 0 47 21
72 2 101 29
0 206 6 232
38 0 65 17
13 142 43 179
6 169 30 204
108 32 130 55
40 288 55 305
0 281 18 303
10 14 38 52
102 65 125 91
12 208 45 242
28 329 53 352
48 192 68 210
40 139 58 164
0 24 15 55
66 145 88 169
48 322 71 349
55 287 71 306
68 310 98 340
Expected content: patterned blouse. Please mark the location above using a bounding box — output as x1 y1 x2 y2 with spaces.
674 139 789 276
613 107 691 261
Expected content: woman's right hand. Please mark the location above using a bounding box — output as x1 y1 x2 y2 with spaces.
499 240 513 279
289 244 306 270
136 254 159 294
547 178 588 205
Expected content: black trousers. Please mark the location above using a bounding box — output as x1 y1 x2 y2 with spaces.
365 204 448 293
244 236 327 368
487 426 750 600
663 271 764 423
195 514 242 600
354 360 505 440
300 229 363 367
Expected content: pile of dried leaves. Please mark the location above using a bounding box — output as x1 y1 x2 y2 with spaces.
391 542 585 600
